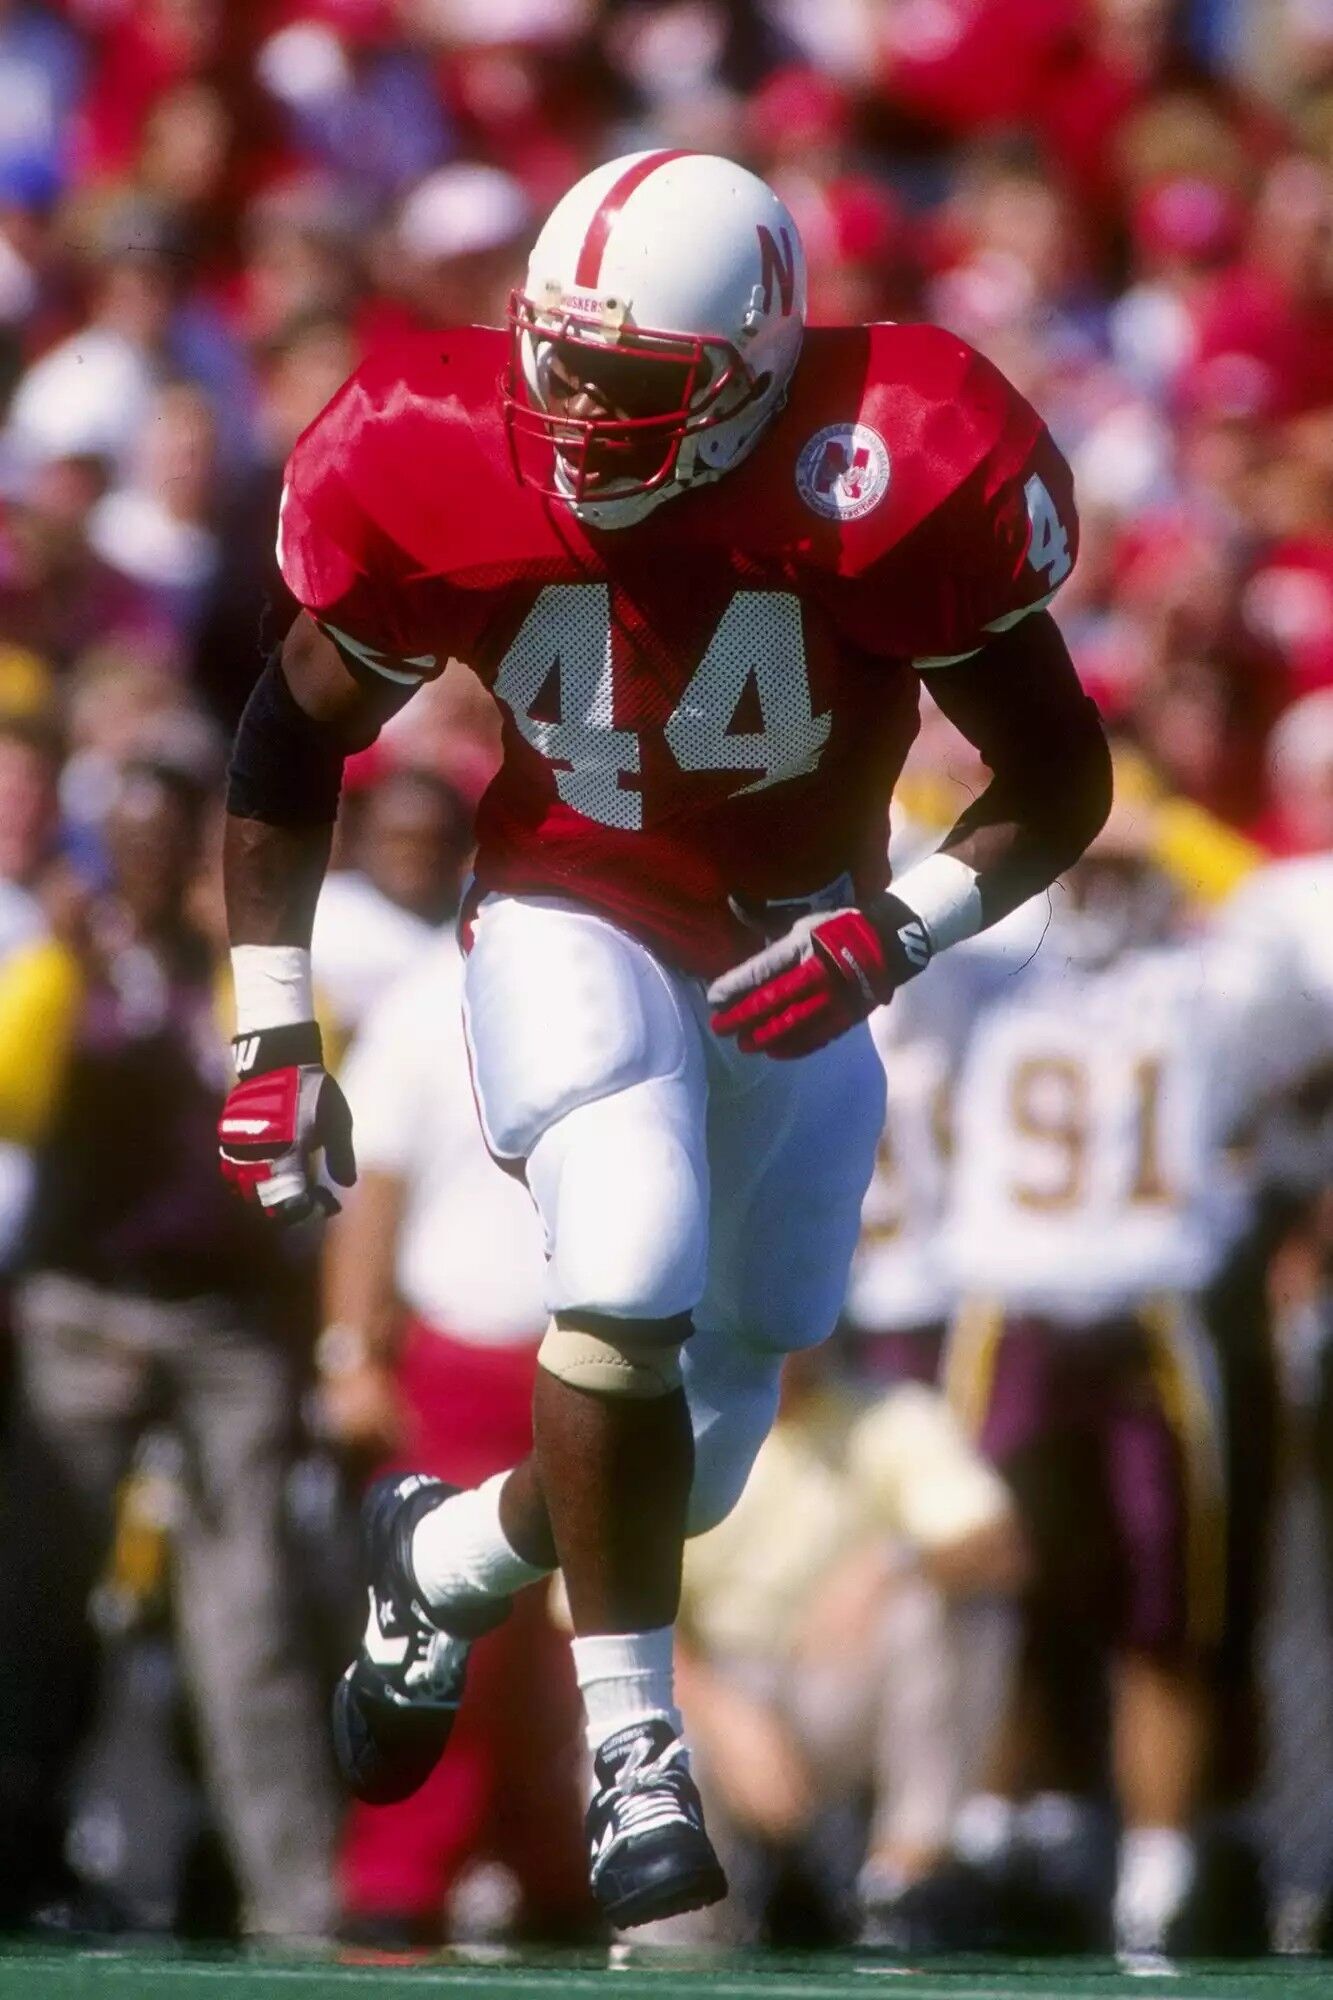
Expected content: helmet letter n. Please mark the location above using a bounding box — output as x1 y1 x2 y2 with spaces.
757 225 797 317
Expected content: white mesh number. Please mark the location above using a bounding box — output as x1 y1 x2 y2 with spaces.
1024 474 1072 588
494 585 830 829
664 591 831 796
493 584 643 831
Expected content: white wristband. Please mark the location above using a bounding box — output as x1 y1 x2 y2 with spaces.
891 851 984 954
230 944 315 1033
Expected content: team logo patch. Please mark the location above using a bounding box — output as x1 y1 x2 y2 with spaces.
795 423 890 522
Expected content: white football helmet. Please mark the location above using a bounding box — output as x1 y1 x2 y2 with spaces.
1051 800 1178 970
504 150 807 528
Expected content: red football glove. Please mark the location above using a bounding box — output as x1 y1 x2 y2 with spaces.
218 1022 356 1224
707 899 931 1059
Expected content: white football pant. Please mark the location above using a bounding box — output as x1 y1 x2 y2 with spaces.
462 894 885 1532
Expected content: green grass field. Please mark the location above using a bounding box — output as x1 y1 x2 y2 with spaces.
0 1947 1328 2000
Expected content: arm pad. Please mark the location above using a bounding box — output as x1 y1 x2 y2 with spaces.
226 655 345 827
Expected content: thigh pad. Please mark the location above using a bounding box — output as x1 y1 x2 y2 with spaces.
463 898 692 1162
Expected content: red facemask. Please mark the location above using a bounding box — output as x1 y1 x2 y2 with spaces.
503 290 760 505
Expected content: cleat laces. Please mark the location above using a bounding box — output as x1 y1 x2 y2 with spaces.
386 1620 469 1708
365 1584 469 1710
413 1629 469 1704
599 1735 698 1851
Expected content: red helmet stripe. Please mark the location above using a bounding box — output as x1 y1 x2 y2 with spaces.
574 149 693 291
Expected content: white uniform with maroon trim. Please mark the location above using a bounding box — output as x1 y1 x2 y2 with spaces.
844 903 1048 1341
942 931 1329 1319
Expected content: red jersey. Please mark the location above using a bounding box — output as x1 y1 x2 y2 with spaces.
278 322 1077 977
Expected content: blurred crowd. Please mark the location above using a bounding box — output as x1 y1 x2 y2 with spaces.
0 0 1332 1960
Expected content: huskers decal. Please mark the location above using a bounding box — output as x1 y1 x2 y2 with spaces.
795 423 891 523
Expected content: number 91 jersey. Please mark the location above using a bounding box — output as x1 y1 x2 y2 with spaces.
277 321 1077 977
941 937 1331 1317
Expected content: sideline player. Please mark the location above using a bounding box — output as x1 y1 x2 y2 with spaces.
216 151 1111 1927
940 814 1331 1958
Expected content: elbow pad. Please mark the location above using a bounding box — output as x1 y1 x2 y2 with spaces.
226 655 345 827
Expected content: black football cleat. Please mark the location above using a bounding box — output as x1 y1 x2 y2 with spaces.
332 1474 509 1806
586 1717 727 1929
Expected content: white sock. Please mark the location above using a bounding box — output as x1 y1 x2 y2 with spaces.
571 1627 681 1757
410 1472 549 1611
1021 1790 1091 1853
952 1791 1019 1868
1114 1825 1196 1952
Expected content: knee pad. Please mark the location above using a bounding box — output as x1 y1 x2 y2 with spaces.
539 1313 687 1400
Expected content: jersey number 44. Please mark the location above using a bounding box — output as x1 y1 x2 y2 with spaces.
494 585 833 833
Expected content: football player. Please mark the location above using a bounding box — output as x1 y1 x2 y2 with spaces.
939 813 1331 1959
216 151 1110 1928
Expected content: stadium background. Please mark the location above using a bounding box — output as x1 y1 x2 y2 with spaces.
1 0 1333 1983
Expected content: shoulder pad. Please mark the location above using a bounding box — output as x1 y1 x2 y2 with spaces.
770 324 1045 581
772 324 1073 663
292 328 547 581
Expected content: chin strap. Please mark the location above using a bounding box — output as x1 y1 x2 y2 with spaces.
563 372 786 528
565 481 680 531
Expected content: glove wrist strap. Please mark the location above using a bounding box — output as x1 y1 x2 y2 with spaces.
866 892 936 982
231 1020 323 1077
